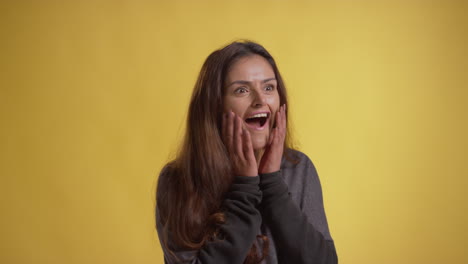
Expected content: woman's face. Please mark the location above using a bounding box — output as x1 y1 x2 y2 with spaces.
223 55 280 151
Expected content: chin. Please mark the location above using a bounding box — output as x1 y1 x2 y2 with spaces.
251 136 268 151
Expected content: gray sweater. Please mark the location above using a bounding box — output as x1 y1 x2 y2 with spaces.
156 149 337 263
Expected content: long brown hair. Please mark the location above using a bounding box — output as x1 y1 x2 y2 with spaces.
157 40 294 263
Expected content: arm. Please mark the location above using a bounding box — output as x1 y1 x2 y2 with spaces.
156 175 262 264
156 111 264 263
259 170 338 264
258 105 337 263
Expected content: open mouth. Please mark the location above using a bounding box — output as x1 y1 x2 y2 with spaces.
244 113 269 130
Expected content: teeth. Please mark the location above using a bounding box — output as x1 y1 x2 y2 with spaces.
247 113 268 119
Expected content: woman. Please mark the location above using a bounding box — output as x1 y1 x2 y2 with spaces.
155 40 338 264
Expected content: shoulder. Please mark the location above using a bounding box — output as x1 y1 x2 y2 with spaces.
281 148 316 171
158 161 177 182
157 163 171 185
156 162 177 200
280 148 321 188
156 162 177 224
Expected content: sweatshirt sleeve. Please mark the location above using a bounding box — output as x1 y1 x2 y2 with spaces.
259 170 338 264
156 175 262 264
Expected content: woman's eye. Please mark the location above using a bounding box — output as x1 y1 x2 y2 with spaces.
235 87 248 93
265 85 274 91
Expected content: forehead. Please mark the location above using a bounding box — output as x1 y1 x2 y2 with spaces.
226 55 275 82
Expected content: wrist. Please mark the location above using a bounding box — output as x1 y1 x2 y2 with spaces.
259 169 281 177
259 166 280 175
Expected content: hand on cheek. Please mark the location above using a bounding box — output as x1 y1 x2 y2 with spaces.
259 104 286 174
222 111 258 177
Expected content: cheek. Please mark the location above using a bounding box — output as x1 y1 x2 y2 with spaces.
223 97 234 112
222 101 229 112
266 94 280 110
265 96 278 105
223 97 246 115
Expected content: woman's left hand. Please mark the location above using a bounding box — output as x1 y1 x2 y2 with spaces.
258 104 286 174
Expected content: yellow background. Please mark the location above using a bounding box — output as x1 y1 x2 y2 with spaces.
1 1 467 263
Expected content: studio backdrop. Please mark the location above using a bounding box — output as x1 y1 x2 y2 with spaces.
1 1 467 263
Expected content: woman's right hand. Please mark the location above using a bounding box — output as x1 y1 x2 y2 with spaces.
222 111 258 177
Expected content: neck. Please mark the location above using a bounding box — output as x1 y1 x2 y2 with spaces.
254 149 265 168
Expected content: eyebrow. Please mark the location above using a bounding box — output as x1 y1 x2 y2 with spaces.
226 77 277 88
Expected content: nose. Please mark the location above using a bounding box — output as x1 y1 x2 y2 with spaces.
251 89 266 108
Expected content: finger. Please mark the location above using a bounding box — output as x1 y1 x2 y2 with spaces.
276 106 282 134
273 127 280 145
233 114 245 160
269 107 281 146
268 124 276 146
278 105 282 130
222 112 227 142
281 104 287 138
242 127 256 162
283 104 287 127
226 111 234 152
274 107 279 128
